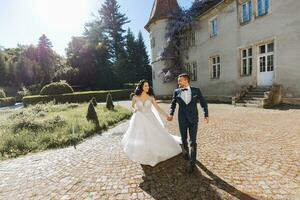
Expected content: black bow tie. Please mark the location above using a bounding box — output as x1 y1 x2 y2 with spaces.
181 88 188 91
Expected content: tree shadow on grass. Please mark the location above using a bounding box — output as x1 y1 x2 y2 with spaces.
139 155 257 200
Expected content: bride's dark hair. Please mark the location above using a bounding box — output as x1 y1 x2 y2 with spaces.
133 79 154 97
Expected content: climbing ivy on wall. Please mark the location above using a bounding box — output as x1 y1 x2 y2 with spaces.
158 0 220 83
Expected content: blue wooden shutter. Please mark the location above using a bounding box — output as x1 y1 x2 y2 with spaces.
258 0 263 16
249 0 252 20
242 3 247 22
265 0 269 14
215 19 218 35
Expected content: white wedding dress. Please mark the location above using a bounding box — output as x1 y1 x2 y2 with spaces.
121 96 182 167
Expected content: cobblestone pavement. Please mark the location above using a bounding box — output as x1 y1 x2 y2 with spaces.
0 103 299 200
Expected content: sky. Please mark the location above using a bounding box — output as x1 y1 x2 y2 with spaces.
0 0 193 57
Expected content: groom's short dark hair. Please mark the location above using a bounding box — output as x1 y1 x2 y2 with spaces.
178 73 190 82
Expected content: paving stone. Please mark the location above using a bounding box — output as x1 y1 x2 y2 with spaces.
0 103 299 199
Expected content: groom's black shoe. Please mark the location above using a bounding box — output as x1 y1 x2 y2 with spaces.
182 151 190 161
188 162 195 174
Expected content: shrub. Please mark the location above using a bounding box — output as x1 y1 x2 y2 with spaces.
0 89 6 98
40 80 74 95
16 87 31 102
23 89 132 106
106 93 114 110
86 102 100 130
0 97 16 107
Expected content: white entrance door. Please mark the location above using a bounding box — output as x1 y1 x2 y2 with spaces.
257 42 274 86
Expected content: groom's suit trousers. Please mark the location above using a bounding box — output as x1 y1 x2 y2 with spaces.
179 118 198 165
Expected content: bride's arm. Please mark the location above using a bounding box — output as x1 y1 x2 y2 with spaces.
131 95 137 113
151 97 168 118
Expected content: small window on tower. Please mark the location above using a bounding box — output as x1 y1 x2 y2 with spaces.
151 37 155 48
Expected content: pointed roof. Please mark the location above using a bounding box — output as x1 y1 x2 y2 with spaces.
145 0 180 31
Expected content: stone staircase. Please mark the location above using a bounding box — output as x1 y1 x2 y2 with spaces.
233 86 272 108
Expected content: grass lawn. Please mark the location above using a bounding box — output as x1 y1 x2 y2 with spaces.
0 102 132 160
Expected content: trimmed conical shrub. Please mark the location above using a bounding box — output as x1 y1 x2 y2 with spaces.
91 97 97 107
86 102 100 130
106 93 114 110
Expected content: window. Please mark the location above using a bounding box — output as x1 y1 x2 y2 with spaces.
181 31 195 49
241 47 253 76
152 69 155 80
191 31 195 47
185 62 197 81
191 62 197 81
258 42 274 72
241 0 252 23
185 63 191 74
257 0 269 17
211 56 220 79
210 17 218 37
151 37 155 48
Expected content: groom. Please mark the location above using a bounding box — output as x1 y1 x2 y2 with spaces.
167 73 209 173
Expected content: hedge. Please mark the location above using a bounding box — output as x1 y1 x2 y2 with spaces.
0 97 16 107
23 89 133 107
40 81 74 95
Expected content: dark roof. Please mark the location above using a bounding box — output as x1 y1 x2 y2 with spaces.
144 0 224 31
145 0 180 31
190 0 223 17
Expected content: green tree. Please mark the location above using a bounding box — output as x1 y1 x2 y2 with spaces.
99 0 130 61
14 55 41 86
136 31 152 84
66 36 113 90
37 34 55 84
0 50 7 86
124 28 138 84
99 0 130 86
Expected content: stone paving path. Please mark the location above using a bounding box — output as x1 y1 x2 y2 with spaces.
0 103 299 200
0 102 23 111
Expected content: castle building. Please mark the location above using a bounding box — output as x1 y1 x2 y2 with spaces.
145 0 300 105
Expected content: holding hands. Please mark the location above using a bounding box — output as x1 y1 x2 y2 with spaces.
167 115 173 121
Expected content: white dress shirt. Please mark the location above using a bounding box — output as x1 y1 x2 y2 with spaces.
180 86 191 104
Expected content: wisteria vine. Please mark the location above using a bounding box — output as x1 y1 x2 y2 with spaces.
158 0 221 83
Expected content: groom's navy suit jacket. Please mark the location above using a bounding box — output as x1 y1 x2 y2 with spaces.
170 86 208 124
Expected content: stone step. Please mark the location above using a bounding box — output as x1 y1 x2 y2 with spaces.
241 97 266 100
235 103 262 108
250 88 270 92
244 94 265 98
237 99 263 104
247 91 266 95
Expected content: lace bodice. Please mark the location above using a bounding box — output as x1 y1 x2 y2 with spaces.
135 96 153 113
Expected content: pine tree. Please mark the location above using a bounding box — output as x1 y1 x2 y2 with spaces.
124 28 137 84
136 31 152 84
99 0 130 86
37 34 55 84
99 0 130 62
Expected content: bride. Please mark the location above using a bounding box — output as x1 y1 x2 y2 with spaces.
121 79 182 167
